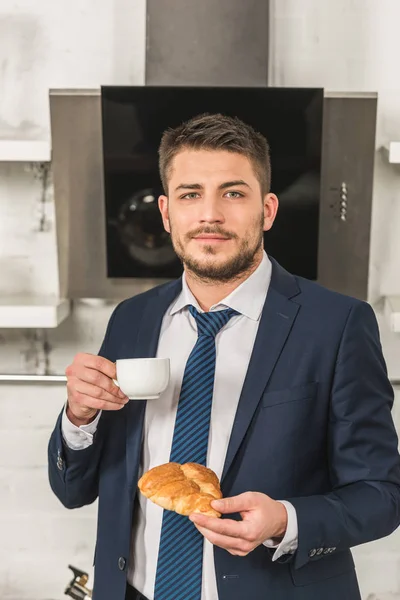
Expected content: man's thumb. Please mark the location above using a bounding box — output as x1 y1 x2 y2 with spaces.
211 493 255 514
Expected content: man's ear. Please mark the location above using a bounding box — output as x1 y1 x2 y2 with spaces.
263 193 279 232
158 195 170 233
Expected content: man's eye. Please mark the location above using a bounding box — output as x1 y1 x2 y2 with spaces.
181 193 200 199
225 191 243 198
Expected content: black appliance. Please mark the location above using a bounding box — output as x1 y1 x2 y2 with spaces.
101 86 324 280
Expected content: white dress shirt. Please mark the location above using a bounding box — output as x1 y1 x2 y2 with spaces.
62 252 298 600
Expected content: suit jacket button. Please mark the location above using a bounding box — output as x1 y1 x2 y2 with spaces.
56 451 64 470
118 556 126 571
309 549 317 557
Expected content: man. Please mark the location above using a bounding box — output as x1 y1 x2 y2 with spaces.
48 113 400 600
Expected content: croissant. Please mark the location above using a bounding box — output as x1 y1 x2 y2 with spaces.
138 462 223 517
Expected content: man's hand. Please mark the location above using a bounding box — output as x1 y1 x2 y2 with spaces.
66 353 129 426
189 492 288 556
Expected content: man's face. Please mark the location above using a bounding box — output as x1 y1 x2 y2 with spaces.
158 149 278 282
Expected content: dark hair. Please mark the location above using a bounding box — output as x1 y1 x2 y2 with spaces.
158 113 271 195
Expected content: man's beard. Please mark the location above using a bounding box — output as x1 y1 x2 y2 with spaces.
170 213 265 283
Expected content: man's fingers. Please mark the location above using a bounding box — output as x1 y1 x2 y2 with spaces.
190 515 247 539
74 353 117 380
71 389 127 411
74 381 128 406
211 492 259 515
73 365 125 399
193 524 255 556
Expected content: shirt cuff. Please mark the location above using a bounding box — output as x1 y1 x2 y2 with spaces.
263 500 298 561
61 403 102 450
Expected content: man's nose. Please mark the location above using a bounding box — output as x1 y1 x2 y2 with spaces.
198 197 224 223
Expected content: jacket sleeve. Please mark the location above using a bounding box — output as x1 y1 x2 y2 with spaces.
47 303 120 509
287 301 400 569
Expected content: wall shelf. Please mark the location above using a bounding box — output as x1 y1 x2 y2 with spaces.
387 141 400 164
0 140 51 162
0 297 70 328
384 296 400 333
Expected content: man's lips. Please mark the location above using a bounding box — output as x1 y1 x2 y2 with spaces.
192 234 231 241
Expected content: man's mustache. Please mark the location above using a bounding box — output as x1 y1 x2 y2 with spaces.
186 227 238 240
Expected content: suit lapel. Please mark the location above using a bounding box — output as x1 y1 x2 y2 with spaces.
221 260 300 483
126 280 182 495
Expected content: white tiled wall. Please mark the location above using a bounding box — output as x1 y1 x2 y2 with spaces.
0 1 399 598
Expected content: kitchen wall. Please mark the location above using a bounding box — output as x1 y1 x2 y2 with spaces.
0 1 399 599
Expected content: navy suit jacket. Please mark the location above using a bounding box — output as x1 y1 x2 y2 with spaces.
48 258 400 600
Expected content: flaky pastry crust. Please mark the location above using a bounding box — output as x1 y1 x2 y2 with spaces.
138 462 222 517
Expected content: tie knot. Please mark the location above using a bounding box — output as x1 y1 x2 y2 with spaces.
188 305 239 338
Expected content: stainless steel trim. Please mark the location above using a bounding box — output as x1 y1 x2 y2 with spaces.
317 94 377 300
324 91 378 99
146 0 269 87
49 88 100 96
50 89 170 299
0 375 398 386
0 375 67 383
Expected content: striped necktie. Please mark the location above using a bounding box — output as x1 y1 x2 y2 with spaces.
153 305 238 600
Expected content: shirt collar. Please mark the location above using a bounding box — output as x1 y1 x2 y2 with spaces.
169 252 272 321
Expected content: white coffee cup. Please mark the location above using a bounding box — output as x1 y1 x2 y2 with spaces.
115 357 170 400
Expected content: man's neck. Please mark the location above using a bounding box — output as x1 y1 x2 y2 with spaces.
184 252 263 312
